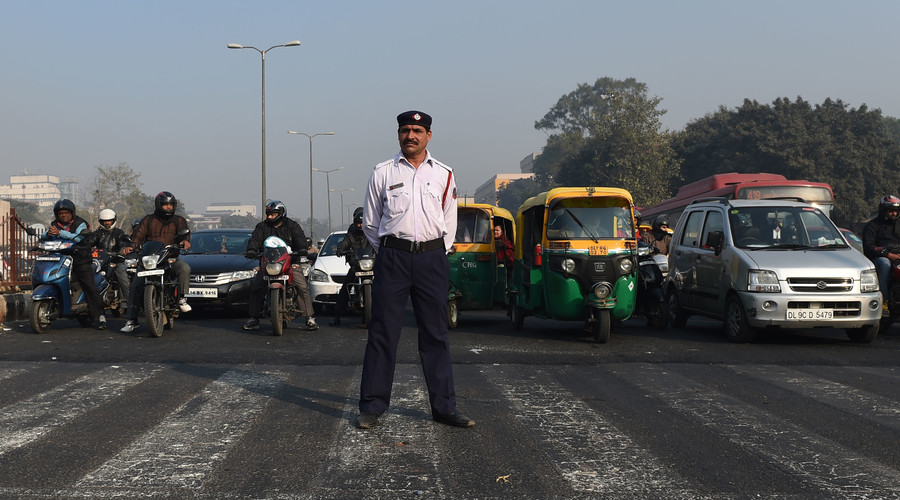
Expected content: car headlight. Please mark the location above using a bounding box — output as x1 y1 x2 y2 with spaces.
562 258 576 273
618 257 634 274
232 270 256 281
359 258 375 272
310 269 329 282
748 269 781 292
141 256 158 270
861 269 879 293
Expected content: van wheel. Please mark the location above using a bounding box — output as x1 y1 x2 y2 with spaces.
592 309 611 343
846 324 878 343
725 295 757 343
666 289 688 328
647 301 668 330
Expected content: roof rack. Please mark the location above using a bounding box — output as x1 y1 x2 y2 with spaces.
687 197 730 206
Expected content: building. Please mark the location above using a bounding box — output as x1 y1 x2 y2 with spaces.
520 152 540 173
0 174 80 207
473 173 534 205
205 202 257 218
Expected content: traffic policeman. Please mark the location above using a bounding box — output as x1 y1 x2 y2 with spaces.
356 110 474 429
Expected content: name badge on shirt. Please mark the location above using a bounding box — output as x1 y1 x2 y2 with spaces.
388 182 404 190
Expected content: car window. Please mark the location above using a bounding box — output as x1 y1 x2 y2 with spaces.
700 211 724 249
186 232 251 254
319 233 345 257
679 210 704 248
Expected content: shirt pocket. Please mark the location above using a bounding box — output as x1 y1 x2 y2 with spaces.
386 188 411 216
424 182 444 213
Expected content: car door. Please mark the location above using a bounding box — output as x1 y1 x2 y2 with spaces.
669 208 706 311
693 209 726 315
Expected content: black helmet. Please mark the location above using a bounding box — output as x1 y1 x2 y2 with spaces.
154 191 177 216
879 195 900 220
265 200 286 226
352 207 363 225
53 199 76 219
652 215 670 231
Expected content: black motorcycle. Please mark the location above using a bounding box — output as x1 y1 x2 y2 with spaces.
93 247 127 316
136 229 190 337
342 246 375 326
634 240 668 330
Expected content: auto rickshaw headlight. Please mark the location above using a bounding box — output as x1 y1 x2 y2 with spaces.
591 282 612 299
562 258 576 273
618 257 634 274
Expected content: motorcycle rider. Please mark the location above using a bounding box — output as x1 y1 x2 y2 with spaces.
862 195 900 304
330 207 372 327
642 215 673 255
242 200 318 331
120 191 192 333
42 199 107 330
92 208 130 314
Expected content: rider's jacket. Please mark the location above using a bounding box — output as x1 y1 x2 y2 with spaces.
863 215 900 261
247 217 309 255
336 224 370 268
132 213 191 248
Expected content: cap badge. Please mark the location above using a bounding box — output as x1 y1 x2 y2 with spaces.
413 113 421 121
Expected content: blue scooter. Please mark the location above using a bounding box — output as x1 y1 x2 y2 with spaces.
30 238 110 333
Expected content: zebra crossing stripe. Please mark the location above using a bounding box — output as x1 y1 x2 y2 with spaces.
76 367 286 490
314 365 445 498
729 365 900 431
620 363 900 497
0 365 157 455
491 368 695 496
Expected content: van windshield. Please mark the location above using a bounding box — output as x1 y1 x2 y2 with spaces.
546 199 633 240
729 206 848 249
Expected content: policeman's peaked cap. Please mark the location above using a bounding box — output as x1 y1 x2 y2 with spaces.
397 110 432 130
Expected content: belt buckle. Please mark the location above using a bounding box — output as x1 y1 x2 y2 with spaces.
412 241 421 253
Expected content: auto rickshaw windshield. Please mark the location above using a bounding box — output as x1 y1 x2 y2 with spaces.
546 198 634 240
456 209 492 243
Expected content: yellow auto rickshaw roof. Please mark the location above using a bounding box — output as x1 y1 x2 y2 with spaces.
457 201 515 223
517 187 634 215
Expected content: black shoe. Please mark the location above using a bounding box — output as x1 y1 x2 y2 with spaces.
355 411 379 429
433 411 475 428
242 318 260 330
329 318 341 326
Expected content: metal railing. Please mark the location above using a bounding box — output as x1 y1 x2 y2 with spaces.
1 208 39 290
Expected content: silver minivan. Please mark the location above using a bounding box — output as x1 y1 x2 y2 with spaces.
666 198 881 343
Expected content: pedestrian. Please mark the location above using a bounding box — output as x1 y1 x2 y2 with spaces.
355 110 474 429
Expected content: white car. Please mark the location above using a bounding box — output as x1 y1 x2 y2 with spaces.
309 230 349 312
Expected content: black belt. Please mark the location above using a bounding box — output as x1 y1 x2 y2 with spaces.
381 235 444 253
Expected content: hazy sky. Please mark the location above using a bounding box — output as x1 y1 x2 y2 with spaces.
2 0 899 225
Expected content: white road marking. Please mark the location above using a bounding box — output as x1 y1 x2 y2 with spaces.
0 365 157 455
620 363 900 497
491 368 695 496
77 367 286 490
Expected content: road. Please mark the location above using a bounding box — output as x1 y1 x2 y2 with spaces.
1 307 899 499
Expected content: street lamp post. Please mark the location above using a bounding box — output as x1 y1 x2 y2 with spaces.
313 167 343 233
227 40 301 212
287 131 335 240
333 188 355 226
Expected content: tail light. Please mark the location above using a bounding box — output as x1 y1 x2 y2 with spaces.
534 243 542 266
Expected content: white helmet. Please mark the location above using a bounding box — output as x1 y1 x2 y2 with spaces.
99 208 117 224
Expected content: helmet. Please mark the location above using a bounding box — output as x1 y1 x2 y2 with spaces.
99 208 117 226
265 200 286 226
652 215 670 231
53 199 76 219
352 207 363 225
879 195 900 220
154 191 177 216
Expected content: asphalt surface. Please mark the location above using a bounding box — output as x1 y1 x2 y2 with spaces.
1 306 898 499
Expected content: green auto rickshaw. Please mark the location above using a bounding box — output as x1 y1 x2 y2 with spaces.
447 202 516 328
508 187 638 343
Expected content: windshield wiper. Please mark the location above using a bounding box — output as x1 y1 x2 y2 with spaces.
764 243 813 250
564 209 599 243
813 243 849 249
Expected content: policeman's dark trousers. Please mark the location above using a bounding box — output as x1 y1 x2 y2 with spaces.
359 246 456 417
72 261 104 320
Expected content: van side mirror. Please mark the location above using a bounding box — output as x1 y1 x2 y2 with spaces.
706 230 724 256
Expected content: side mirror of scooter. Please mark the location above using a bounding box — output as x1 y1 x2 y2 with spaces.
706 231 725 256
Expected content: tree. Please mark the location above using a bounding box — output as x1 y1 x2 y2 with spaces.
80 162 149 227
674 97 900 226
3 199 45 225
533 77 682 207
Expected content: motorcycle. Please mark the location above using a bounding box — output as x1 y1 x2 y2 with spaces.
343 246 375 326
881 246 900 329
29 236 111 334
247 236 306 336
136 229 190 338
633 240 668 330
92 247 128 316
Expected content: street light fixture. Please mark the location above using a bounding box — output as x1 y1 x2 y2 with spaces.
314 167 343 233
227 40 301 212
287 130 335 240
332 188 355 226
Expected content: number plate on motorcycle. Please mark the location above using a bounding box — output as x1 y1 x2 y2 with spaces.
263 275 288 280
137 269 165 277
589 246 608 256
786 309 833 320
356 271 374 277
186 287 218 298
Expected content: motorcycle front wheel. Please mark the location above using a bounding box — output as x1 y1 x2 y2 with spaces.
362 283 372 327
29 300 54 334
270 288 284 336
144 284 164 338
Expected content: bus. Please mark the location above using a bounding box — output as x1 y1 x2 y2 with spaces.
640 173 835 226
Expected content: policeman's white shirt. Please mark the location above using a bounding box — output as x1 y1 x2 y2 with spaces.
363 151 458 253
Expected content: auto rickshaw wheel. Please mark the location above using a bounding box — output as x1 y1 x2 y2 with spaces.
447 299 458 329
511 304 524 330
592 309 610 343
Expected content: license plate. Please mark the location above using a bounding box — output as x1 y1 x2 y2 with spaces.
137 269 165 277
589 246 608 256
356 271 374 277
264 275 288 281
786 309 833 320
186 287 218 298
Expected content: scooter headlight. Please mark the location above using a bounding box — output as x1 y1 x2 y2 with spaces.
562 258 576 273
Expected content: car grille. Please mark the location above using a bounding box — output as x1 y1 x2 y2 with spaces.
786 277 853 293
190 273 236 286
787 301 861 317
